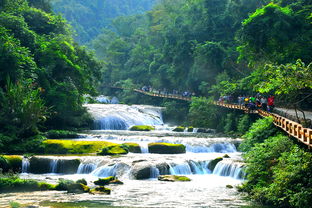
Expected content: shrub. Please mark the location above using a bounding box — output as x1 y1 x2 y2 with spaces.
239 117 278 152
45 130 79 139
237 114 252 135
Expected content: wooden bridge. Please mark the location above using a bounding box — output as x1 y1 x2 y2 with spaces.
109 86 312 148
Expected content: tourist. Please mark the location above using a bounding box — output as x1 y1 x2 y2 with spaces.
268 95 275 112
260 96 267 111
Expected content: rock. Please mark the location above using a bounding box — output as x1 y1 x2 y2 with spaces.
90 186 111 195
148 143 186 154
98 145 128 155
94 176 115 186
76 179 87 185
158 175 191 182
226 185 234 189
129 125 155 131
122 143 141 153
3 155 22 172
131 163 153 180
172 126 185 132
67 183 90 194
110 179 124 185
156 163 170 175
29 157 51 174
187 127 194 132
223 154 230 158
132 159 147 164
208 157 223 171
57 159 80 174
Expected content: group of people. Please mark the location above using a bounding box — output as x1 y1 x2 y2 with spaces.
219 94 275 112
141 86 195 97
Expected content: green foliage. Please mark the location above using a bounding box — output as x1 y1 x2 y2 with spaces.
240 133 312 208
129 125 155 131
0 175 54 192
188 97 221 129
45 130 79 139
3 156 22 172
239 117 278 152
237 114 252 135
162 101 189 124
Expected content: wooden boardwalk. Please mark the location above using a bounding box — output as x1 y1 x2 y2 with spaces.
108 86 312 148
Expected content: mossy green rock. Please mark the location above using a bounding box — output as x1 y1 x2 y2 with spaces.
122 143 141 153
187 127 194 132
226 184 234 189
148 143 186 154
98 145 128 155
129 125 155 131
94 176 115 186
67 183 90 194
158 175 191 182
172 126 185 132
90 186 111 195
3 156 22 172
208 157 223 171
29 157 80 174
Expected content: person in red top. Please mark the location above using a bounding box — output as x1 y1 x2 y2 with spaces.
267 95 275 112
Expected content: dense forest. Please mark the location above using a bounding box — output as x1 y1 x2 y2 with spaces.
0 0 102 153
51 0 158 44
0 0 312 207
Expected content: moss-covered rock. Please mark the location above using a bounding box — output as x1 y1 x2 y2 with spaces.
98 145 128 155
110 179 124 185
90 186 111 195
148 143 186 154
158 175 191 182
226 184 234 189
94 176 115 186
3 155 22 172
129 125 155 131
223 154 230 158
208 157 223 171
172 126 185 132
29 157 51 174
0 177 55 193
58 159 80 174
156 163 170 175
76 179 87 185
187 127 194 132
122 143 141 153
67 183 90 194
43 140 119 154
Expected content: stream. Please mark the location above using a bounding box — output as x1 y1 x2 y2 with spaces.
0 104 256 208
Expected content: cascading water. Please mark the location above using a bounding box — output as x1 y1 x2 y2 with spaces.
49 159 59 173
85 104 164 130
21 157 30 174
212 161 245 180
77 163 97 174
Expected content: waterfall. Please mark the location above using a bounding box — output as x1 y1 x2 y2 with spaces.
212 161 245 180
49 159 59 173
22 157 30 174
185 143 237 153
169 163 193 175
150 166 160 178
188 160 211 174
140 143 149 153
85 104 164 130
77 163 97 174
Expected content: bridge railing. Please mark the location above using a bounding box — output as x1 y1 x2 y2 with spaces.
215 102 312 148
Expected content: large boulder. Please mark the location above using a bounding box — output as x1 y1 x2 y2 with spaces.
29 157 80 174
148 143 186 154
3 155 22 172
90 186 111 195
129 125 155 131
156 163 170 175
131 163 154 180
29 157 51 174
94 176 116 186
57 159 80 174
158 175 191 182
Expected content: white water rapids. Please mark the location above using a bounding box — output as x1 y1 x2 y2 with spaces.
0 104 254 208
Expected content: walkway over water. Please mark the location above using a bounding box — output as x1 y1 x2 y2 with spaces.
108 86 312 148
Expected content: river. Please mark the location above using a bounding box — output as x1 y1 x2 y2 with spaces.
0 104 257 208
